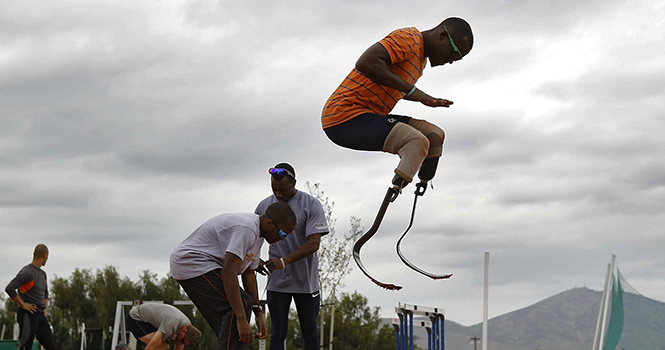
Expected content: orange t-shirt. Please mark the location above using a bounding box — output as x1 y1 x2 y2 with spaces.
321 27 427 129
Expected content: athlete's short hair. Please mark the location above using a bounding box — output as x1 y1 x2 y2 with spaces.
265 202 297 229
441 17 474 51
34 244 49 259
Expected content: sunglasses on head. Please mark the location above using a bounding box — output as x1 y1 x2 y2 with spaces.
265 214 289 239
269 167 295 179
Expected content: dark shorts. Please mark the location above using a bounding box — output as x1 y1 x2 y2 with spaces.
324 113 411 151
125 314 158 339
177 269 253 350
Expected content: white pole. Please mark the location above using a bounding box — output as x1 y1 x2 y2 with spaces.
598 255 616 350
329 302 335 350
111 301 124 350
482 252 489 350
591 262 612 350
320 308 325 349
80 322 86 350
327 286 337 350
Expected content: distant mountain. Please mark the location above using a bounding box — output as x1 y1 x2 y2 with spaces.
385 287 665 350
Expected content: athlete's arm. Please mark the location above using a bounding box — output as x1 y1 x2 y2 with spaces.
222 253 253 344
6 274 38 313
264 233 322 272
402 91 453 107
10 295 37 313
144 331 168 350
356 43 453 108
240 270 267 340
240 269 260 311
356 43 413 93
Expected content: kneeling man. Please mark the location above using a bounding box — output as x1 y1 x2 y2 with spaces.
126 302 201 350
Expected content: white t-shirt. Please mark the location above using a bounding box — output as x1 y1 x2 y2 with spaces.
170 213 264 280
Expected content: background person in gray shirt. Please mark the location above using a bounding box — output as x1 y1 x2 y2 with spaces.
5 244 57 350
255 163 329 350
126 303 201 350
170 202 296 350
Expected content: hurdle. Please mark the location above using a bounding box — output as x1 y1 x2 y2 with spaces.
393 302 445 350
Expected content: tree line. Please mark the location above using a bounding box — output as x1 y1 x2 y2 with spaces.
1 266 395 350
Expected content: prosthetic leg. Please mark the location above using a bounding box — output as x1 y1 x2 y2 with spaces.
352 186 402 290
352 181 452 290
353 119 451 289
396 181 453 280
395 120 452 279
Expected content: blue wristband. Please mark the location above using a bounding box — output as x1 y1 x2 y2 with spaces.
406 85 417 97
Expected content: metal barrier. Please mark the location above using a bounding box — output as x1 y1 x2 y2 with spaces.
393 302 445 350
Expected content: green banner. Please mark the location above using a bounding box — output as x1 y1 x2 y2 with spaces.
602 269 624 350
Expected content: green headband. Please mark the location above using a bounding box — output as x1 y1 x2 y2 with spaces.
444 25 463 59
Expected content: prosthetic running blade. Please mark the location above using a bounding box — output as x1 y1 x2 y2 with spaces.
395 183 453 280
352 187 403 290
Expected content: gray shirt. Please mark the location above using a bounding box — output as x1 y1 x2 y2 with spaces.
5 264 49 310
128 303 190 343
255 190 329 293
170 213 264 280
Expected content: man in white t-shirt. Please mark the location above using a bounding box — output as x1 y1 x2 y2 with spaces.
170 202 296 350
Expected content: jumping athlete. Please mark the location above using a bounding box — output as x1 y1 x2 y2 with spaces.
322 17 473 192
5 244 57 350
321 18 473 289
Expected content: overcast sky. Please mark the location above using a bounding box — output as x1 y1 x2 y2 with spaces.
2 0 664 327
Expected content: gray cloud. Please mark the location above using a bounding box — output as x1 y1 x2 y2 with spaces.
1 0 664 327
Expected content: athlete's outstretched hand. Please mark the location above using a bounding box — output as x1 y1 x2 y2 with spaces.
410 89 453 108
